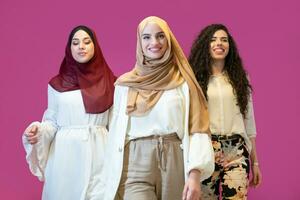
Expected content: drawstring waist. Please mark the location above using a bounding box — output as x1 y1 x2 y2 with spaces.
58 125 107 141
131 133 180 171
59 125 106 130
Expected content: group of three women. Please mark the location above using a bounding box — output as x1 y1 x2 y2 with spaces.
23 16 262 200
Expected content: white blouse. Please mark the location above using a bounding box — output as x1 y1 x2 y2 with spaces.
22 85 109 200
124 83 214 179
127 87 184 140
207 73 257 151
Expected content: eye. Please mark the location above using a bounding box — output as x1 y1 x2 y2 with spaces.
221 38 228 42
84 40 92 45
158 33 165 39
72 41 79 45
142 35 150 40
210 38 216 42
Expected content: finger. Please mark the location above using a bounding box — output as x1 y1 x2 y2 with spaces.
31 125 38 134
28 137 38 145
27 135 39 143
25 132 33 137
25 126 33 134
253 174 258 185
182 184 188 200
29 140 37 145
30 141 37 145
187 189 195 200
253 173 261 188
27 134 39 140
256 173 262 187
32 125 38 132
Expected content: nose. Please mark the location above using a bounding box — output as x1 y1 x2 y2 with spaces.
216 38 224 46
216 39 222 46
79 42 85 49
151 38 159 46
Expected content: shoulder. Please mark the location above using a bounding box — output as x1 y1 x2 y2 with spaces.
177 81 189 94
115 85 129 94
181 81 189 90
47 84 60 94
114 85 129 103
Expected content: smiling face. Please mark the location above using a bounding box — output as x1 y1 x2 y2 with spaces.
141 23 168 60
209 29 229 62
71 30 95 63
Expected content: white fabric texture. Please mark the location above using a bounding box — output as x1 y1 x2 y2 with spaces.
103 82 214 200
207 73 257 151
22 85 109 200
127 87 184 140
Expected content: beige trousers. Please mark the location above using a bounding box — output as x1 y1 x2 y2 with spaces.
116 133 185 200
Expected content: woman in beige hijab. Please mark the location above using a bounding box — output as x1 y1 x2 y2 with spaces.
103 16 214 200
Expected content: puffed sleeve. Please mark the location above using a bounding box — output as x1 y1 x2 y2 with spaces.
244 93 257 138
22 85 58 181
187 133 215 182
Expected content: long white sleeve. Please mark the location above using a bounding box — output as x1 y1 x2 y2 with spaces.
22 85 58 181
244 94 257 138
187 133 215 182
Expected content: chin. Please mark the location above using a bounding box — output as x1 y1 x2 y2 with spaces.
213 56 226 60
151 53 164 59
79 56 92 63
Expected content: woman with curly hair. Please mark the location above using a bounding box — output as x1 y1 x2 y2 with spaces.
189 24 262 199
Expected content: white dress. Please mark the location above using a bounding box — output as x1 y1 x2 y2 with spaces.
22 85 109 200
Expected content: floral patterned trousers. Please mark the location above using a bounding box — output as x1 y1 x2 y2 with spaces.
201 134 250 200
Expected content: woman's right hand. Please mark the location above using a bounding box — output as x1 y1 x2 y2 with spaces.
25 125 39 145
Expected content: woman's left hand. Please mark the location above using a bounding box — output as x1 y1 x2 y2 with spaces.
250 164 262 188
182 169 201 200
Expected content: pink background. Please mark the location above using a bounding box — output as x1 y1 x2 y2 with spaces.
1 0 299 199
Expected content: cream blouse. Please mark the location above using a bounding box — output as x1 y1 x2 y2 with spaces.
207 73 257 151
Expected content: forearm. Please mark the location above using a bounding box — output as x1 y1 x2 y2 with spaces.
250 137 259 164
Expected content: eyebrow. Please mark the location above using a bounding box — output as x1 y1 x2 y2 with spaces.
72 37 91 41
212 36 228 39
142 31 165 36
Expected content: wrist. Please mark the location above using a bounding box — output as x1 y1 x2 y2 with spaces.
189 169 201 181
252 161 259 167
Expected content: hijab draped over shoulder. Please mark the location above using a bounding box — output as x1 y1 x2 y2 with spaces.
116 17 210 134
49 25 116 114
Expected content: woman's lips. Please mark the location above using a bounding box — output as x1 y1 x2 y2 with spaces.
78 52 87 56
148 47 161 53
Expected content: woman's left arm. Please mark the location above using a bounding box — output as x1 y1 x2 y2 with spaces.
245 93 262 188
249 137 262 188
182 133 215 200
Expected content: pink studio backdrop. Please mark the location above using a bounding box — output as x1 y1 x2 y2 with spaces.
0 0 299 199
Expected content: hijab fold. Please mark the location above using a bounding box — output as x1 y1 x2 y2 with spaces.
49 25 116 114
117 17 210 134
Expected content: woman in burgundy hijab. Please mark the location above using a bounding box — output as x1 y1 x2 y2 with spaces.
22 25 116 200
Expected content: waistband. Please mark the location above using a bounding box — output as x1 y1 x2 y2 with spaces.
59 125 106 130
131 133 180 142
58 125 106 141
211 134 242 141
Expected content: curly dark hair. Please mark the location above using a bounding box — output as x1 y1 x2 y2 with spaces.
189 24 252 118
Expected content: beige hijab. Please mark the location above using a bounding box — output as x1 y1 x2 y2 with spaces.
116 16 210 134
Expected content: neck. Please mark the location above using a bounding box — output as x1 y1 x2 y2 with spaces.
211 60 225 75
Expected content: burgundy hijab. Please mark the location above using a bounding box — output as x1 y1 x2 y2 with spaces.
49 25 116 113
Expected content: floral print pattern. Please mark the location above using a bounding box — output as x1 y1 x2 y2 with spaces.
201 134 250 200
